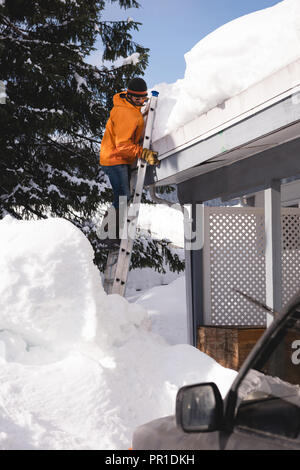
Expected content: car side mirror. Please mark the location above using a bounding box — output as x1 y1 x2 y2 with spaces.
176 382 223 433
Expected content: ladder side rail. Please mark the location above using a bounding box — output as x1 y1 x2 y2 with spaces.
103 250 119 294
111 164 147 296
111 92 159 295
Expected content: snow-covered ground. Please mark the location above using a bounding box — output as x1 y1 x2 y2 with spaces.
0 216 237 450
152 0 300 141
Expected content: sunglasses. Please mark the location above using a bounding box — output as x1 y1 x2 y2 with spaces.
128 93 148 100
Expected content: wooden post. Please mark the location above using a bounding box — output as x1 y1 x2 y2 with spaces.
264 180 282 326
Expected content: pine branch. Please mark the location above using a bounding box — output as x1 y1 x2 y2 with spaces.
36 134 92 161
0 33 82 53
0 14 29 37
68 130 101 144
101 20 141 25
22 204 47 219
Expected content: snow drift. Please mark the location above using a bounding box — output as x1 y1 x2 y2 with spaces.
0 216 236 450
0 216 99 348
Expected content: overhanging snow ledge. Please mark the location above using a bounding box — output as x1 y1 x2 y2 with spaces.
147 57 300 190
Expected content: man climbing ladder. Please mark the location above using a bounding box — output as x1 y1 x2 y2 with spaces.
100 78 159 246
99 78 160 295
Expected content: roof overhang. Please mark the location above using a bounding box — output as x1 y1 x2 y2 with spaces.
149 58 300 192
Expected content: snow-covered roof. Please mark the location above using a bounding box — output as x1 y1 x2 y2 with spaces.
152 57 300 187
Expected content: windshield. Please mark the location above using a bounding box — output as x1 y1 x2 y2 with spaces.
237 309 300 408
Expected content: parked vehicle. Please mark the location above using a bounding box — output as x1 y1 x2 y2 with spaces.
133 293 300 450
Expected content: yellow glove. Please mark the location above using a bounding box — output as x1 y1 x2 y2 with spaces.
141 148 159 166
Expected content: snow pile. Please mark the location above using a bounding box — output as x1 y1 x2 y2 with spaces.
138 203 184 247
0 216 99 349
134 276 188 345
126 265 181 298
152 0 300 141
0 216 236 449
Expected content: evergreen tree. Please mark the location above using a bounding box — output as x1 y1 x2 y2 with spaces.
0 0 184 275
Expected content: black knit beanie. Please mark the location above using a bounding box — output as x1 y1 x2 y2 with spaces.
127 77 147 97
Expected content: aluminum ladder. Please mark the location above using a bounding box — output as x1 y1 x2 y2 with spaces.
103 90 159 296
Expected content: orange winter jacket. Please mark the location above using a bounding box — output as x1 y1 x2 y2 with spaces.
100 92 145 166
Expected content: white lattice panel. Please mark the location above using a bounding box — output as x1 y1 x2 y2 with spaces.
282 208 300 306
203 207 300 326
203 207 266 326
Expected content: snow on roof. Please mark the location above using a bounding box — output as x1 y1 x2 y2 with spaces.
151 0 300 145
153 56 300 160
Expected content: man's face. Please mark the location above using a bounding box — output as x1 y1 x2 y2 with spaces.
129 94 148 107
